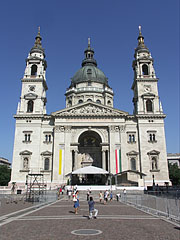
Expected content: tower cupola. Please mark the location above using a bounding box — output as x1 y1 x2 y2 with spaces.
82 38 97 67
135 26 149 54
30 27 45 56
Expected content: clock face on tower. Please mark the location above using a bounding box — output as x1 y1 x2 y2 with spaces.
144 85 151 92
29 85 35 92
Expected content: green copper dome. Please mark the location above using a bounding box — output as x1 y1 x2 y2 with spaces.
71 39 108 85
71 65 108 85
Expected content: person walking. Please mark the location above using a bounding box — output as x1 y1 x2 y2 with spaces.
110 191 113 201
99 191 103 203
87 190 90 201
73 191 80 214
104 190 109 204
123 188 127 202
68 188 72 200
88 196 98 219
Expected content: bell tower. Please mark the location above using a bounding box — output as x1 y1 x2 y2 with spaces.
132 26 163 115
17 27 48 115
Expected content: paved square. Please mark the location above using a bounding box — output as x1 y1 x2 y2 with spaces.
0 196 179 240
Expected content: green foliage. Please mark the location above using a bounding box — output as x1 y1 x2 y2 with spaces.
168 163 180 185
0 165 11 186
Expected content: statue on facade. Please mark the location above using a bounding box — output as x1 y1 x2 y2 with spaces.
81 153 94 167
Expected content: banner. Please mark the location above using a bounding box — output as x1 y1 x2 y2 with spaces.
59 147 64 175
115 149 122 174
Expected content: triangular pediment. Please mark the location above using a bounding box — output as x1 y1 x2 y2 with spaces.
147 150 160 155
41 151 52 156
126 150 139 156
52 102 128 118
24 93 38 100
19 150 32 155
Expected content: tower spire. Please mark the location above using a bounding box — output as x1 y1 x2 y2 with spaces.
35 26 42 45
88 37 91 49
137 25 145 46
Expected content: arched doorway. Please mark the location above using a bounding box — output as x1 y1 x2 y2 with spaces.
71 131 107 185
78 131 102 168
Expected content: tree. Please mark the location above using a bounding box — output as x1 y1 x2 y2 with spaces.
0 165 11 186
168 163 180 185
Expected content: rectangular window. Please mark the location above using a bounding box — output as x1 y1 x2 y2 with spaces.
23 131 32 143
23 157 29 170
147 131 157 143
127 132 136 143
44 158 50 170
43 132 52 144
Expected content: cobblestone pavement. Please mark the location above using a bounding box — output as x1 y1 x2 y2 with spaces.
0 196 179 240
0 197 35 216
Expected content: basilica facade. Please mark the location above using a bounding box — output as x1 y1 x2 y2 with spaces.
11 28 170 187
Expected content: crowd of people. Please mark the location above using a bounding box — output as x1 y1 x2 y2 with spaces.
57 185 127 219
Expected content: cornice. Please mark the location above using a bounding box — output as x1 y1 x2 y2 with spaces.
135 114 166 119
52 102 128 119
54 114 127 119
21 77 44 82
131 78 158 89
14 114 53 120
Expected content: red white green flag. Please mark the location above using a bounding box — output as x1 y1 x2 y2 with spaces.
115 149 122 174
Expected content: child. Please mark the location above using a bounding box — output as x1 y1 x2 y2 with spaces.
88 196 98 219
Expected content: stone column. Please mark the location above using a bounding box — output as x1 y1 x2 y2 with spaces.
106 150 109 172
102 150 106 170
74 149 78 170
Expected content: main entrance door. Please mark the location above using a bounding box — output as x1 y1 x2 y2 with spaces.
78 131 102 168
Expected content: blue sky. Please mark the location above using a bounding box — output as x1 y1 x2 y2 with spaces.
0 0 179 162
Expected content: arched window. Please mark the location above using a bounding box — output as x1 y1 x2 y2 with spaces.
131 158 136 171
142 64 148 75
27 100 34 112
45 134 51 142
87 99 92 102
44 158 50 170
146 99 153 112
28 134 31 141
107 100 111 105
149 134 152 142
45 135 48 142
68 100 72 107
24 133 31 142
78 99 83 104
132 135 135 142
96 99 101 104
152 157 157 170
23 157 29 170
87 68 92 74
31 64 37 76
25 134 28 142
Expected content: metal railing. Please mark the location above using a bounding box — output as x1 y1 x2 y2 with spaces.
0 191 58 207
120 193 180 222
